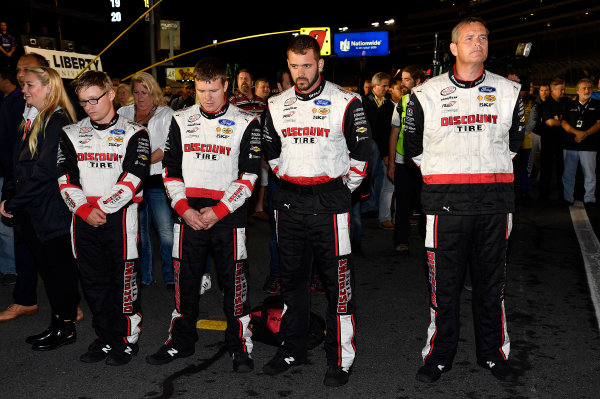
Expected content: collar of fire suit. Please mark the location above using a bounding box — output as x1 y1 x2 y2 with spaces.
199 100 229 119
448 64 486 89
294 76 325 101
91 111 119 130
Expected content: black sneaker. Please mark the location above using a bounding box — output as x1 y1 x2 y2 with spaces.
232 352 254 373
80 339 112 363
416 363 451 383
323 366 350 387
262 275 281 294
477 359 517 382
146 345 195 365
262 353 305 376
105 343 139 366
311 276 325 294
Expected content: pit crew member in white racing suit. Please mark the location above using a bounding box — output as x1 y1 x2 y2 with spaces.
261 35 372 387
57 71 150 366
404 18 524 383
145 57 261 373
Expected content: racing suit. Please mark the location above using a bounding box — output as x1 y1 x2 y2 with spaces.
57 114 150 348
161 101 261 356
404 66 524 367
262 77 372 371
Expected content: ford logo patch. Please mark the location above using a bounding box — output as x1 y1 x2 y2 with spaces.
314 99 331 106
218 119 235 126
479 86 496 93
110 129 125 135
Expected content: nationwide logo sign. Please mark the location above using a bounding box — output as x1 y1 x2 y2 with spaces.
334 31 389 57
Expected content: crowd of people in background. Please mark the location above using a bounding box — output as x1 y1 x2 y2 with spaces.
1 15 600 388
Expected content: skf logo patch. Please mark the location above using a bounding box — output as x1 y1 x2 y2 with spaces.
440 86 456 96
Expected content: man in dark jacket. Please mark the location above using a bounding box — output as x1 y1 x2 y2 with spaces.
361 72 395 229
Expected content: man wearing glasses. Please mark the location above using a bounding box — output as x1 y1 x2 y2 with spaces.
57 71 150 366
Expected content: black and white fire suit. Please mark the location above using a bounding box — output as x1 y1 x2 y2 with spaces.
262 77 372 371
161 101 261 356
404 66 524 367
57 113 150 348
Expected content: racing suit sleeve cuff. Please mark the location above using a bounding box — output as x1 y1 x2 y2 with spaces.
211 201 230 220
75 203 95 221
173 198 192 217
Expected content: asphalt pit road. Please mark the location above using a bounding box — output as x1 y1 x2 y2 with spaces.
145 344 228 399
278 391 293 397
246 390 260 396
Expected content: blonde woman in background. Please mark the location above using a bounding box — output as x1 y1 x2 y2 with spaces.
0 66 80 350
117 72 175 287
114 82 133 110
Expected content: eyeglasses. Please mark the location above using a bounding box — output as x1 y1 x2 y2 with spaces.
79 91 108 107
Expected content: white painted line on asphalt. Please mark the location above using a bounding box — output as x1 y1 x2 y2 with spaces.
570 201 600 332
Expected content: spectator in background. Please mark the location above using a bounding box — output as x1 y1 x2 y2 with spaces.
252 77 272 222
0 22 18 68
0 67 19 285
528 84 550 179
230 69 266 116
0 53 50 322
276 69 292 93
539 77 569 201
114 83 133 110
561 78 600 206
254 78 271 100
389 79 406 104
362 79 371 97
362 72 395 229
0 66 79 350
171 82 195 110
117 72 175 287
387 65 425 254
163 84 175 106
512 75 534 199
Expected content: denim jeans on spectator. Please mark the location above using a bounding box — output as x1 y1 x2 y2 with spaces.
139 188 175 285
563 150 597 203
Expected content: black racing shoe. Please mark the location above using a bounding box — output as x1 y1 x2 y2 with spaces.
80 339 112 363
477 359 517 382
105 343 139 366
146 345 195 365
262 275 281 294
311 275 325 294
262 353 305 376
416 363 451 383
232 352 254 373
323 366 351 387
